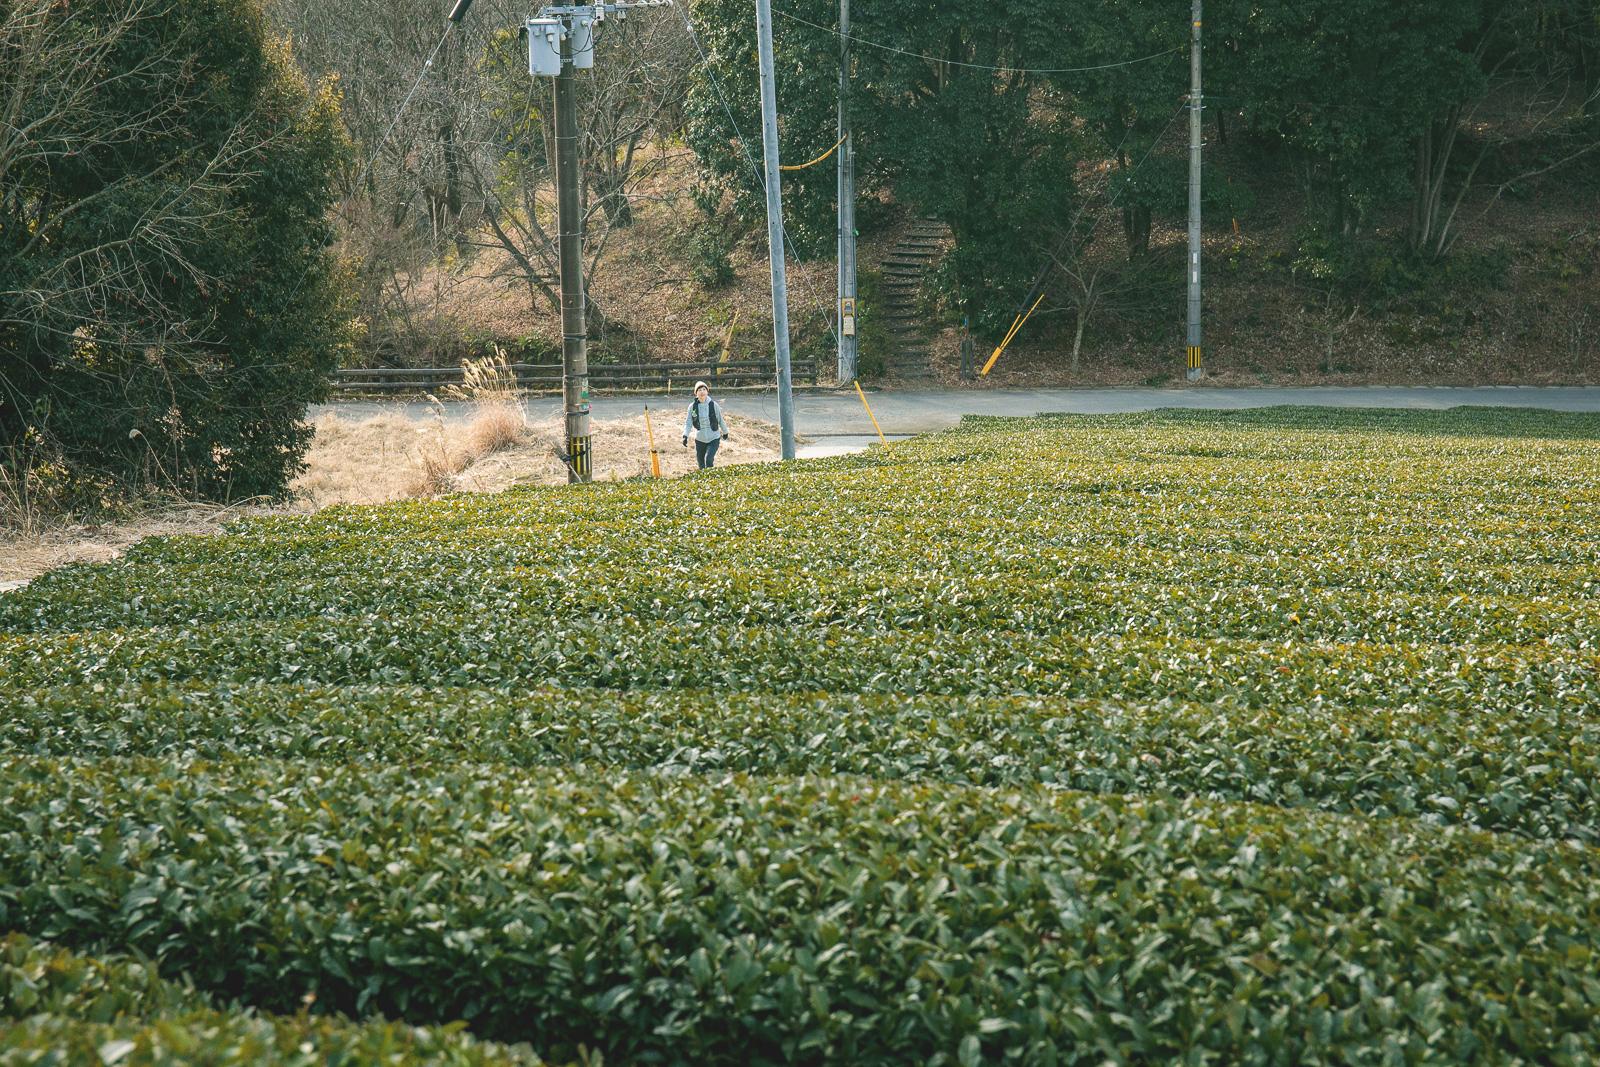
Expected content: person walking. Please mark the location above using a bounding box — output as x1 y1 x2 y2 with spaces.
682 380 730 470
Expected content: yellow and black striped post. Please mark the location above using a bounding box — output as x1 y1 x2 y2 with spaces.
1187 345 1204 375
567 433 591 481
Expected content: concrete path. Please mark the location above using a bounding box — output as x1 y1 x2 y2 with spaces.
322 385 1600 445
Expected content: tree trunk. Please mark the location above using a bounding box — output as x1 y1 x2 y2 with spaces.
596 178 634 226
440 121 463 221
1122 203 1151 258
1410 110 1459 256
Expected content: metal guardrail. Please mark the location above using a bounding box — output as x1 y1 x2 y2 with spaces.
331 359 818 393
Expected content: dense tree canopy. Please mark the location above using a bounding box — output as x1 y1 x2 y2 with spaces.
684 0 1599 333
1 0 350 502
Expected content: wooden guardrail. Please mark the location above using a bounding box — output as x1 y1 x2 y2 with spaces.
332 359 818 393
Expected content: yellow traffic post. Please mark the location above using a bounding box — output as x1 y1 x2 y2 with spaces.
980 292 1046 377
853 380 888 446
643 405 663 478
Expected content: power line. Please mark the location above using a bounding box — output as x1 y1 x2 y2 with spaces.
352 24 456 195
775 9 1183 76
993 104 1187 338
677 3 840 350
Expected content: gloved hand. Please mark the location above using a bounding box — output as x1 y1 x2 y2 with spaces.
723 434 732 441
681 436 688 448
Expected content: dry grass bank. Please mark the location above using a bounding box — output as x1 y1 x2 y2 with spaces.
0 406 786 587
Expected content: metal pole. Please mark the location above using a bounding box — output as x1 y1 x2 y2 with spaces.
755 0 796 460
836 0 857 383
555 27 592 479
1185 0 1204 382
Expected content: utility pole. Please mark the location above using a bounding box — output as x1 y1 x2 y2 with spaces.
1185 0 1204 382
755 0 797 460
836 0 858 383
553 28 591 481
526 0 672 481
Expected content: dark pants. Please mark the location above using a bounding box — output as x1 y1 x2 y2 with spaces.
694 436 721 469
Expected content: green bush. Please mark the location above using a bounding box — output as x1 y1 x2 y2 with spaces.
2 761 1597 1065
1 0 353 502
3 406 1599 1062
851 268 894 380
4 683 1597 844
0 934 549 1065
1291 230 1512 315
684 183 738 291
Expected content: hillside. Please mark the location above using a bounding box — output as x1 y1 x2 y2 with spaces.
375 141 1599 389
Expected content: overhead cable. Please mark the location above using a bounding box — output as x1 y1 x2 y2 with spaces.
775 9 1183 76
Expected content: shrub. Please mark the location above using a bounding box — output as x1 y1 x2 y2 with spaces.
0 934 551 1065
4 682 1596 843
2 760 1598 1065
685 183 738 290
0 0 353 503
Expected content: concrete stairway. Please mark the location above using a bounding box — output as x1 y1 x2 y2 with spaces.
878 218 952 379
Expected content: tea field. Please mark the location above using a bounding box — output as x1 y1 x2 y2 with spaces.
3 406 1599 1065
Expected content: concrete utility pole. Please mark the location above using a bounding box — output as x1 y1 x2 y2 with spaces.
1186 0 1204 382
526 0 672 481
755 0 797 459
836 0 858 383
553 29 591 481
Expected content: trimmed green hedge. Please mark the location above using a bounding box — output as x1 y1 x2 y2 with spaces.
2 761 1598 1064
0 934 548 1065
2 407 1598 1062
5 682 1597 844
2 619 1596 709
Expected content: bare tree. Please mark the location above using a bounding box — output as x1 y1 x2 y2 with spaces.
455 11 692 328
1043 159 1170 372
270 0 500 362
268 0 691 359
1411 3 1600 259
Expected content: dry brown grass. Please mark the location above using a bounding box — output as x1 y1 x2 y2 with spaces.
1 405 789 588
292 412 433 507
300 356 532 503
455 408 789 490
0 464 45 540
437 352 532 488
0 498 279 587
405 423 465 498
294 408 481 504
465 403 526 458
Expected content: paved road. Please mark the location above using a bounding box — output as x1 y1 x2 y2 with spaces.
323 385 1600 443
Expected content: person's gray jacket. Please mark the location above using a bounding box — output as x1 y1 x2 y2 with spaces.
683 399 728 443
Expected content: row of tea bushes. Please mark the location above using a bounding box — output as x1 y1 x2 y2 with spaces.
4 410 1597 643
0 935 549 1065
5 682 1596 844
2 407 1597 1061
1 759 1596 1065
4 557 1593 648
3 613 1594 709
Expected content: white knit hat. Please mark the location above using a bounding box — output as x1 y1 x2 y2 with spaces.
693 380 710 392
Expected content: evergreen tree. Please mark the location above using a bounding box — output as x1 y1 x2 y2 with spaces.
1 0 351 502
